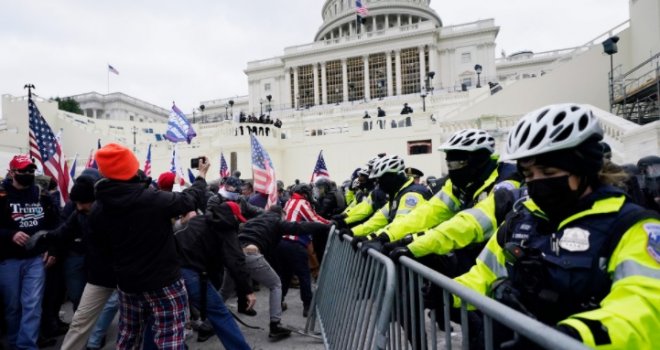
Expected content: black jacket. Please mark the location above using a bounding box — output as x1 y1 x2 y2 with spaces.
47 209 116 288
175 197 253 297
0 179 59 260
238 211 329 260
90 177 207 293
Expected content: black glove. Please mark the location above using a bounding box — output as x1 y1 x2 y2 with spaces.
555 325 581 341
337 228 353 242
350 236 368 251
389 246 413 262
331 214 347 228
382 240 407 256
359 239 384 257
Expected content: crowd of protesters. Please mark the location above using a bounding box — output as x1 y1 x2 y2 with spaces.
1 103 659 350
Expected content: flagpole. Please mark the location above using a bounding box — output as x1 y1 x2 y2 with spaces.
107 64 110 95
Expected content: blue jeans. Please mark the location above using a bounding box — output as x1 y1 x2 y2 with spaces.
86 291 119 348
63 254 86 310
0 256 45 350
181 268 251 350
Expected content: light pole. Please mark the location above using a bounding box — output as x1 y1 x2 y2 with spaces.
474 64 482 88
425 71 435 94
421 91 427 112
224 103 229 120
602 36 620 112
132 125 137 152
259 98 264 115
199 104 205 123
229 99 234 119
266 94 272 116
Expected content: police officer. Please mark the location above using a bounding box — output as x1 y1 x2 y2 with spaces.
334 155 387 228
378 129 520 256
348 155 432 250
453 104 660 349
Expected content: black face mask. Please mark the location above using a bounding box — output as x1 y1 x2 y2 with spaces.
526 175 580 221
448 167 476 189
377 173 401 195
14 174 35 187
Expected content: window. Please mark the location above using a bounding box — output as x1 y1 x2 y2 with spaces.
369 53 387 99
400 47 421 94
347 56 364 101
264 83 271 91
461 52 471 63
297 65 314 107
462 77 472 88
289 68 295 107
408 140 432 155
326 60 343 104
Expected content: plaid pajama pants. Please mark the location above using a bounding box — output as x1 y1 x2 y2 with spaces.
117 279 188 350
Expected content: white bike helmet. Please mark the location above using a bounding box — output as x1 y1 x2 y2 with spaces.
357 166 370 177
504 104 603 161
370 155 405 179
438 129 495 153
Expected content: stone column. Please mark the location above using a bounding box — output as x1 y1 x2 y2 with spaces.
321 62 328 105
397 15 401 27
419 46 426 92
313 64 320 106
363 55 370 101
293 67 299 108
385 15 389 29
395 50 402 96
342 58 349 102
386 52 393 97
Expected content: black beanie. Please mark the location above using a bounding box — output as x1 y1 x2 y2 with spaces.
69 176 96 203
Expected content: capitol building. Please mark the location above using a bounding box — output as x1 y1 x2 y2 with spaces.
1 0 659 184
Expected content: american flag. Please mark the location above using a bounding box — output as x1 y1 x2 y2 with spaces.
220 152 230 178
108 64 119 75
164 103 196 144
356 0 368 17
28 97 70 205
170 144 185 186
250 134 277 209
143 144 152 177
310 150 330 183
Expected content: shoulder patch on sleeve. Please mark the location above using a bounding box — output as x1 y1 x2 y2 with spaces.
645 223 660 264
493 181 516 192
405 195 419 208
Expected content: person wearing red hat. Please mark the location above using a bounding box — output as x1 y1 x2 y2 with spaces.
0 155 60 349
90 143 210 350
157 172 176 192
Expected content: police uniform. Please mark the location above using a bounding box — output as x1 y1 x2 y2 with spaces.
454 185 660 349
379 158 518 243
351 178 431 237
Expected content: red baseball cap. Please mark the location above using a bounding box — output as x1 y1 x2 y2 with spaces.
225 201 247 223
9 155 37 171
157 172 176 191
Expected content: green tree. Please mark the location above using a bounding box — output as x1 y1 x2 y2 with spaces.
53 97 83 115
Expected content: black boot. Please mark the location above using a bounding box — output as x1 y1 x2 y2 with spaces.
269 321 292 339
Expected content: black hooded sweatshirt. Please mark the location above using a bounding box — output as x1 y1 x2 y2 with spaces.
90 177 207 293
175 196 253 297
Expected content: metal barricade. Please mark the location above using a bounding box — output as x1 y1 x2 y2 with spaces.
308 230 589 350
306 228 397 350
390 256 590 350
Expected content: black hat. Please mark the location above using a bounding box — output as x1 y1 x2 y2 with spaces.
404 167 424 178
69 176 96 203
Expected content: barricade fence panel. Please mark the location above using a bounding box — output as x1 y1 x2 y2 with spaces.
306 228 397 350
308 229 589 350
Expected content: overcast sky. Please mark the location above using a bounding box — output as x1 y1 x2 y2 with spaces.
0 0 629 113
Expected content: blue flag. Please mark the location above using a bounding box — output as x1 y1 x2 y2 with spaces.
187 168 196 184
165 103 196 144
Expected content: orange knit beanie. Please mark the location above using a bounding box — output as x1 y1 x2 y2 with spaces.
95 143 139 181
